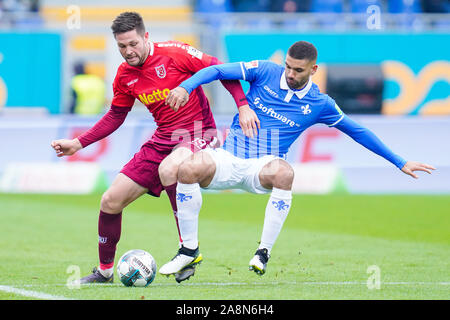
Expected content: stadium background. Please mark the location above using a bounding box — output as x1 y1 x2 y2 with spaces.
0 0 449 301
0 0 449 195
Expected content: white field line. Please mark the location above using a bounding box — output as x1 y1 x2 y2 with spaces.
0 285 72 300
1 281 448 299
5 281 450 289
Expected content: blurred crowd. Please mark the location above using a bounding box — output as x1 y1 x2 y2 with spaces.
195 0 450 14
0 0 40 14
0 0 42 26
1 0 448 17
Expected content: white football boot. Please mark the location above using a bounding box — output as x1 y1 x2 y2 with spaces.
159 245 203 282
249 248 270 275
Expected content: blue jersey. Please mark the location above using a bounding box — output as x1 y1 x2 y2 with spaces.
181 60 406 169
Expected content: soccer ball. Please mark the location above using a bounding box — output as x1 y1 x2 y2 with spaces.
117 249 157 287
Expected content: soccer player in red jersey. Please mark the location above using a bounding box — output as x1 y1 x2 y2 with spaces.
51 12 259 284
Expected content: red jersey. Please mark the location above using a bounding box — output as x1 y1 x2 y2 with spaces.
112 41 221 146
77 40 247 155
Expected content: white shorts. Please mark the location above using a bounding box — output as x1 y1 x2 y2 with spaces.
202 148 279 194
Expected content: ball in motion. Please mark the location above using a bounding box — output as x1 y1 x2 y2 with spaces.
117 249 157 287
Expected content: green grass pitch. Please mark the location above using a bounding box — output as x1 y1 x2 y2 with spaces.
0 192 449 300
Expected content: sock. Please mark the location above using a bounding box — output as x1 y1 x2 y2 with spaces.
98 210 122 277
98 266 114 278
259 188 292 254
165 183 182 244
176 182 202 250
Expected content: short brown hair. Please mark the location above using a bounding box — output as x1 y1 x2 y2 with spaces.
111 12 146 36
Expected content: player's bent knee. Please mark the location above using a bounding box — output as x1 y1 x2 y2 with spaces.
159 147 194 186
158 160 178 183
274 163 294 190
178 160 202 184
100 190 125 214
260 159 294 190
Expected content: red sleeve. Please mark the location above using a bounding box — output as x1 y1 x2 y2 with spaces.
77 105 132 148
111 64 136 107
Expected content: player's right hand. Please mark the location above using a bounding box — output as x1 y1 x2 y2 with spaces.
239 105 260 138
165 87 189 112
50 138 83 157
401 161 436 179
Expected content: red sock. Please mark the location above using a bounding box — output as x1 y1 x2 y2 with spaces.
165 183 182 243
98 210 122 270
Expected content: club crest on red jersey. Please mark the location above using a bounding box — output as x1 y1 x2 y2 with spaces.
155 64 166 78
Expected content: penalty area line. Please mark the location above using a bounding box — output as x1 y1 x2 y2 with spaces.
0 285 72 300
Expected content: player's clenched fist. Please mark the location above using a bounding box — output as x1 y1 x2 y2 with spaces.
51 138 83 157
165 87 189 112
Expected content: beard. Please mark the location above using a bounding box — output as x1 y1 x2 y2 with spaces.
124 46 148 66
125 54 143 66
286 76 309 90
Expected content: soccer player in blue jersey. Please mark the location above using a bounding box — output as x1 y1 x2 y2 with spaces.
159 41 435 278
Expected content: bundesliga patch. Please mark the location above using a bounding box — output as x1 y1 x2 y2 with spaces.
244 60 259 69
187 46 203 59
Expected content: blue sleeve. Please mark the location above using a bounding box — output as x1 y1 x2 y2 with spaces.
180 62 244 94
318 96 345 127
334 116 407 170
239 60 269 84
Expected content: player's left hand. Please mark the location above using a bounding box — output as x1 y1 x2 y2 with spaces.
401 161 436 179
165 87 189 112
239 105 260 138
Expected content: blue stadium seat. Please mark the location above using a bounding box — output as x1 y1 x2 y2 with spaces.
388 0 423 30
194 0 233 29
422 0 450 13
231 0 271 12
310 0 345 29
350 0 383 13
194 0 232 13
230 0 274 28
310 0 343 13
388 0 422 13
349 0 384 29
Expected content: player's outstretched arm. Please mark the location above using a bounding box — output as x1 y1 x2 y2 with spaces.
50 138 83 157
401 161 436 179
333 116 436 179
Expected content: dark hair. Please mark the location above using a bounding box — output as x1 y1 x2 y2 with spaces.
111 12 146 36
73 61 85 75
287 41 317 62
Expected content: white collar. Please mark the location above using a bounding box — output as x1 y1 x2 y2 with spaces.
149 41 154 56
280 71 312 102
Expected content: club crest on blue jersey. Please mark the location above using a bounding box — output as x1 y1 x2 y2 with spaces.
301 104 311 115
177 193 192 202
272 200 289 211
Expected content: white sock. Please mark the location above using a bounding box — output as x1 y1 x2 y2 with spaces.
176 182 202 250
259 188 292 254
